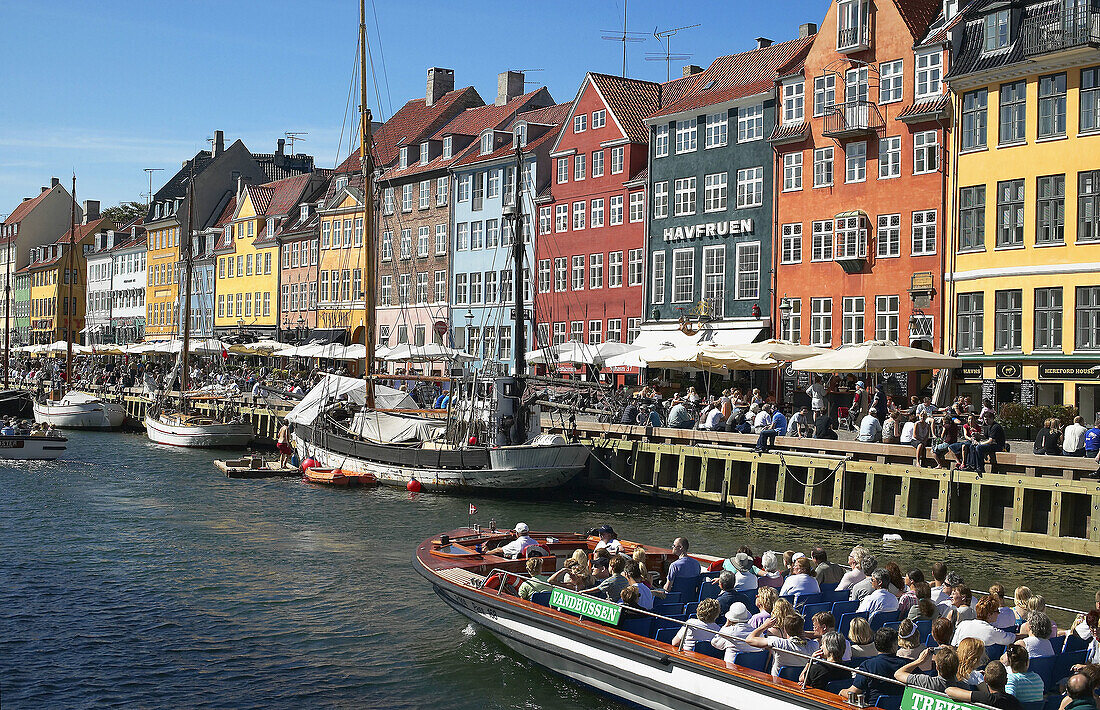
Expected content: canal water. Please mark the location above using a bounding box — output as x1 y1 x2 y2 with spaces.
2 431 1098 709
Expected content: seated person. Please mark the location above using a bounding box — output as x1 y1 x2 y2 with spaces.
809 611 852 661
952 595 1019 646
593 525 622 556
945 661 1023 710
779 557 821 597
856 568 901 614
802 630 856 690
896 619 931 671
1002 644 1044 705
844 627 909 707
1062 673 1098 710
622 561 654 610
745 614 820 676
664 537 701 592
711 602 756 663
518 557 551 600
857 413 882 443
1018 611 1055 657
581 555 629 601
787 407 813 438
672 598 721 652
895 645 965 693
848 617 879 659
485 522 538 559
814 411 838 440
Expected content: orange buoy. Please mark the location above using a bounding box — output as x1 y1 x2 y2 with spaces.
406 479 422 493
302 457 318 470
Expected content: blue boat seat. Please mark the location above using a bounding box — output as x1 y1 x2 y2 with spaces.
823 587 850 602
1054 649 1088 686
777 665 803 681
985 644 1006 662
826 678 853 694
831 600 858 618
839 610 868 636
618 616 653 637
693 640 724 659
733 650 769 672
876 694 903 710
698 581 721 602
803 602 834 631
869 609 899 631
669 575 702 601
1062 633 1087 655
531 591 551 606
915 619 932 639
1050 635 1066 654
655 626 679 645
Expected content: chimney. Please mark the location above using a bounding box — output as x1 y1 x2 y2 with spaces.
41 186 48 193
277 138 285 157
51 177 60 188
800 23 818 38
426 67 455 107
82 200 100 224
682 65 703 78
756 37 773 49
213 130 225 157
496 71 525 106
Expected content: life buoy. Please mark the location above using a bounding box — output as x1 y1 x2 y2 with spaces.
482 571 519 595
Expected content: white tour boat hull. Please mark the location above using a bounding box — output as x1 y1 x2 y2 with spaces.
145 415 254 448
0 435 68 460
33 398 126 430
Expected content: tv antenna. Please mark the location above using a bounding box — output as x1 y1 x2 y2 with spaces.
646 24 701 81
508 69 545 86
143 168 164 207
601 0 647 77
285 132 308 156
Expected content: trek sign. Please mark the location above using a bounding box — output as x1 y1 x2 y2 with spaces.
902 688 983 710
549 587 622 625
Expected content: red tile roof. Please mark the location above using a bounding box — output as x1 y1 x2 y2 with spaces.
261 173 313 217
449 103 570 169
895 0 945 39
242 184 274 217
588 73 662 144
660 73 702 107
649 36 815 119
897 94 951 121
52 217 111 247
516 102 571 127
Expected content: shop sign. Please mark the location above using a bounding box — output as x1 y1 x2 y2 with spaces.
910 272 934 292
1020 380 1038 407
1038 363 1100 380
955 364 983 379
662 219 754 242
996 362 1022 379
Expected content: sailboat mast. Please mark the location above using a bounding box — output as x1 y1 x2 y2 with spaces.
64 175 77 384
359 0 376 409
3 234 10 389
180 164 195 394
510 146 526 380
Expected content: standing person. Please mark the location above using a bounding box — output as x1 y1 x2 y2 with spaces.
850 382 866 429
276 419 294 468
1063 416 1089 456
871 386 889 422
807 376 828 419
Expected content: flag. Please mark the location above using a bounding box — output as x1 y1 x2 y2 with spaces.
221 347 229 360
469 504 477 515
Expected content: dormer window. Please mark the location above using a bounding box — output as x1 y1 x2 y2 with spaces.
155 203 162 219
983 9 1011 52
334 175 349 193
836 0 870 52
419 142 429 165
480 130 493 155
513 122 528 148
299 203 310 222
443 135 453 159
399 146 408 169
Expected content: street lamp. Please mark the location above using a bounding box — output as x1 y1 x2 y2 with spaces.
464 308 474 353
296 316 306 342
778 296 793 340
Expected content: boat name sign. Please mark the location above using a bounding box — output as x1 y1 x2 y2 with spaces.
549 588 621 625
902 688 983 710
0 439 25 448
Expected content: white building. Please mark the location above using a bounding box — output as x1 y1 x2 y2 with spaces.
85 227 146 345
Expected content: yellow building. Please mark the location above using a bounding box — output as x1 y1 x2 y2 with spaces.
945 1 1100 421
26 217 109 344
315 173 368 344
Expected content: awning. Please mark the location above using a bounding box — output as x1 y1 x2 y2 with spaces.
703 327 763 347
308 328 348 346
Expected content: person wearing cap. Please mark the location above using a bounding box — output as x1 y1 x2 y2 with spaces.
710 602 756 662
486 522 538 559
593 525 622 556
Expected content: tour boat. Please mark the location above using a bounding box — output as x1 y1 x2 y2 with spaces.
0 432 68 460
0 389 33 417
33 391 126 430
144 411 253 448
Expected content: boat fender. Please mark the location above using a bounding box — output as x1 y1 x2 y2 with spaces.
290 454 300 467
302 457 318 471
406 479 422 493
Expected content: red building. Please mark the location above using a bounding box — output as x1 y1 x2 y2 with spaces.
772 0 950 382
534 73 666 376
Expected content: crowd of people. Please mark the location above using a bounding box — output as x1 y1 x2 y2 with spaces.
0 416 61 438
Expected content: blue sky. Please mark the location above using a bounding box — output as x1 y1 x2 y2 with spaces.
0 0 829 218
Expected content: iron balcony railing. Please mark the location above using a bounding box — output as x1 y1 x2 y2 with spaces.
836 25 870 52
1022 5 1100 56
822 100 885 139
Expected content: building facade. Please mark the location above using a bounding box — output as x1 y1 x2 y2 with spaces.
945 0 1100 420
26 216 111 344
276 176 329 342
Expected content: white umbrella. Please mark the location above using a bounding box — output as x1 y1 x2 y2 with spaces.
720 339 829 362
696 347 778 372
527 343 568 365
383 343 474 363
792 340 962 374
559 340 641 366
46 341 92 354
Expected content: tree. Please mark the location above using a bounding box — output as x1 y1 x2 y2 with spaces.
102 201 146 225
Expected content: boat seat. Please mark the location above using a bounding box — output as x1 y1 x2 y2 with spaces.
733 650 768 672
826 679 852 694
776 666 802 681
795 592 823 608
881 621 902 631
985 644 1006 662
831 600 858 618
1062 633 1087 655
802 602 834 631
822 587 849 603
684 601 699 618
875 694 903 710
531 591 551 606
1054 650 1088 686
669 575 702 600
692 640 724 660
655 626 679 645
838 611 868 636
698 581 721 602
1050 635 1066 654
618 616 653 637
914 619 932 639
869 609 899 631
1029 655 1056 692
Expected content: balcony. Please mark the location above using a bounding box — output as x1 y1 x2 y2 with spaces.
822 101 884 140
834 214 868 274
836 25 870 54
1022 6 1100 57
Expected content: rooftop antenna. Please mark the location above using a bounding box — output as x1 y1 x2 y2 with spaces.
284 132 308 156
646 24 701 81
601 0 647 77
143 168 164 207
508 69 545 86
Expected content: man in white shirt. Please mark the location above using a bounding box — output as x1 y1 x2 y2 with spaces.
787 407 813 438
753 404 772 433
699 404 724 431
1064 416 1088 456
806 377 827 415
858 413 883 442
593 525 622 556
857 569 901 615
849 554 880 601
487 522 538 559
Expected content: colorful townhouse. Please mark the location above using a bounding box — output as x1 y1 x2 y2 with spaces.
534 72 667 375
377 72 552 353
772 0 952 396
1 177 81 348
318 67 482 346
449 102 571 373
276 173 329 342
85 224 146 345
642 34 816 353
945 0 1100 420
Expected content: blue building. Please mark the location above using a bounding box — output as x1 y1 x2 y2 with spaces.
448 103 568 373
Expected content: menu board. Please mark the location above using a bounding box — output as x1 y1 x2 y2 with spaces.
1020 380 1038 407
981 379 997 409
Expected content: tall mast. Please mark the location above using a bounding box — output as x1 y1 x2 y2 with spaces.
3 231 11 389
181 164 195 394
509 146 526 380
359 0 376 409
64 175 77 384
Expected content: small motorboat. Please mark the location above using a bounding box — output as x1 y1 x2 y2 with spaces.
145 411 253 448
33 391 126 430
303 468 349 486
214 454 300 479
0 432 68 460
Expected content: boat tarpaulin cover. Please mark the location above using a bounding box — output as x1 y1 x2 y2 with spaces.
285 374 415 427
350 410 445 443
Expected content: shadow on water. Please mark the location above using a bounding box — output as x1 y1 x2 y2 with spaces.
1 429 1097 709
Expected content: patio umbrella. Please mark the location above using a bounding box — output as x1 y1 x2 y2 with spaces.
791 340 962 374
722 339 830 362
382 343 475 363
696 347 779 372
559 340 641 366
526 343 568 365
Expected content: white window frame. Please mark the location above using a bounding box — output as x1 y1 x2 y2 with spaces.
651 251 666 304
736 167 763 208
704 172 727 213
781 223 803 264
653 124 669 157
810 297 833 346
629 192 645 223
591 149 604 177
572 201 586 231
783 152 803 192
845 141 867 183
674 178 697 216
737 103 764 142
592 109 606 129
574 113 587 133
653 181 669 219
911 209 937 256
877 213 901 258
915 49 943 100
735 241 760 300
610 195 624 225
675 118 698 154
813 147 834 187
703 244 726 317
671 248 695 303
913 130 938 175
705 112 728 148
879 136 901 180
782 81 805 125
879 60 903 104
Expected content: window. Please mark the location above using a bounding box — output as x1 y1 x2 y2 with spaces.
400 229 412 259
915 50 942 99
996 179 1025 247
814 147 834 187
911 210 937 255
705 112 728 148
468 271 482 304
653 124 669 157
914 131 938 174
994 289 1023 351
835 214 866 259
574 113 587 133
470 221 484 250
675 118 697 153
877 213 901 258
415 272 429 304
735 242 759 300
814 74 836 117
321 221 331 248
602 318 620 344
999 81 1026 145
782 81 805 124
455 273 467 304
984 9 1011 52
435 224 447 255
592 109 606 129
589 253 603 289
1076 287 1100 349
484 271 497 303
1038 73 1067 139
1036 174 1066 244
574 153 586 181
1081 170 1100 242
471 173 484 211
961 90 988 151
479 131 493 155
572 201 586 230
592 150 604 177
672 249 694 303
418 180 430 209
653 181 669 218
570 321 584 343
456 222 469 251
846 66 869 103
401 183 413 212
842 297 865 345
417 226 430 257
487 169 500 199
736 167 763 208
737 103 764 141
704 173 727 212
626 248 643 287
435 271 446 303
457 175 471 202
552 322 567 346
553 204 568 233
556 158 568 184
811 220 834 261
845 142 866 182
674 178 696 216
1035 287 1063 350
956 292 984 352
608 251 623 287
554 257 567 292
539 206 552 235
436 176 448 206
958 185 986 251
610 146 624 174
783 153 802 191
651 251 665 303
879 136 901 179
702 245 725 316
571 255 584 291
781 223 802 264
629 193 644 223
810 298 832 346
779 297 801 343
879 60 903 103
837 0 868 49
875 295 899 342
1082 67 1100 133
591 198 605 228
